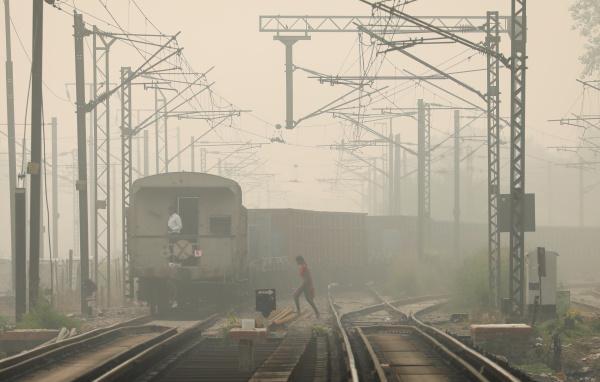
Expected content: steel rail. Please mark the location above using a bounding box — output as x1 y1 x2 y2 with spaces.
327 283 360 382
93 313 220 382
368 287 523 382
355 327 388 381
0 325 173 381
0 314 152 370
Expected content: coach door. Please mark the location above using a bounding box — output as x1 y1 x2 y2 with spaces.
178 197 200 237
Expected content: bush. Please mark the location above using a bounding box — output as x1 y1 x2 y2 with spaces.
17 302 80 330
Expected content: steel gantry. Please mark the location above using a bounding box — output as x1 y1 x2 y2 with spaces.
486 11 502 308
92 27 116 306
509 0 528 316
259 13 509 130
259 15 508 34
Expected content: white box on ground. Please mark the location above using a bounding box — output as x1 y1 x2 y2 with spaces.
241 319 255 330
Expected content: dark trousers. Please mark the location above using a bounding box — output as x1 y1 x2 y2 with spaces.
294 286 320 317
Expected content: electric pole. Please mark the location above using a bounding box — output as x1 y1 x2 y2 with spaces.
388 121 394 215
52 118 58 297
74 12 91 315
417 99 426 258
579 159 584 227
143 130 149 176
454 110 461 260
190 136 195 171
394 134 401 214
4 0 18 295
28 0 44 309
509 0 528 316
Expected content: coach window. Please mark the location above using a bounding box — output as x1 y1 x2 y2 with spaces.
210 216 232 236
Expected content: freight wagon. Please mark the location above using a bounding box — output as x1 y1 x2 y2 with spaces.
248 209 367 289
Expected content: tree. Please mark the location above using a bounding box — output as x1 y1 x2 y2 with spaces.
571 0 600 76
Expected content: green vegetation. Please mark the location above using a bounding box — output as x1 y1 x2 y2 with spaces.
16 302 80 330
0 315 10 331
571 0 600 76
220 312 240 339
312 324 330 337
384 248 509 310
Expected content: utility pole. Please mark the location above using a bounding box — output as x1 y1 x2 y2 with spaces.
509 0 528 316
51 118 58 295
394 134 401 214
454 111 461 260
547 162 553 225
28 0 44 309
176 127 181 171
190 136 195 171
72 151 79 259
4 0 18 294
74 12 91 315
578 161 584 227
143 130 149 176
15 188 26 321
368 163 373 215
417 99 427 258
201 149 207 172
388 122 394 215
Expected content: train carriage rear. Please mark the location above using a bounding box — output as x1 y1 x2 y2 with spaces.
128 172 247 313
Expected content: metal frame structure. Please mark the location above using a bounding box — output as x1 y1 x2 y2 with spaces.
92 27 116 305
120 67 133 298
424 103 432 220
486 11 501 308
259 15 509 34
509 0 528 315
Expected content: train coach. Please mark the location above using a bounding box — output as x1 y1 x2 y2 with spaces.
128 172 248 313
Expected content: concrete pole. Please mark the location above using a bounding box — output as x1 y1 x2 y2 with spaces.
74 12 91 315
388 120 394 215
28 0 44 309
417 99 425 259
52 117 58 288
176 126 181 171
579 161 584 227
4 0 18 294
394 134 401 215
190 136 195 172
547 162 552 225
454 111 461 259
143 130 149 177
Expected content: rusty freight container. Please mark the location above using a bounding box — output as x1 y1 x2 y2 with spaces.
248 209 367 288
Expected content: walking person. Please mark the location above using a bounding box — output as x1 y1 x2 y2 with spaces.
293 256 320 318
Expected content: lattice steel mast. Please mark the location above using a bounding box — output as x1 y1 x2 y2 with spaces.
486 11 502 308
509 0 527 316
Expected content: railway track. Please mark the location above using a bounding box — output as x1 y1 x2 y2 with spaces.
329 284 532 382
0 314 218 382
95 307 323 382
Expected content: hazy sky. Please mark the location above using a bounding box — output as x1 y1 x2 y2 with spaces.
0 1 596 258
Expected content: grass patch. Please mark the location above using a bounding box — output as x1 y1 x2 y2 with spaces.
0 315 10 331
518 362 555 375
16 302 81 330
220 312 240 338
